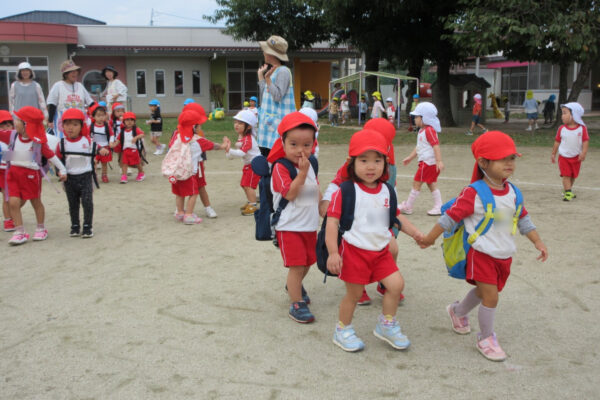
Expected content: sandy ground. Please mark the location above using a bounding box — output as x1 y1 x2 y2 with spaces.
1 140 599 399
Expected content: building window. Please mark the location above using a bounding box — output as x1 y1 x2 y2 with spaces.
82 70 106 97
136 70 146 96
192 70 201 95
227 60 260 110
528 63 540 90
501 66 527 106
174 70 184 95
155 70 165 96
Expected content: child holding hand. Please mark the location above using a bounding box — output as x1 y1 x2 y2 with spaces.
550 102 589 201
88 104 114 183
0 111 15 231
114 112 145 183
419 131 548 361
326 129 422 352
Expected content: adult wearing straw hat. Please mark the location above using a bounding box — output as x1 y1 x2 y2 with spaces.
256 35 296 157
46 59 94 139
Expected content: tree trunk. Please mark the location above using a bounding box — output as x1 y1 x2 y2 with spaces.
405 57 423 118
567 58 593 102
553 60 569 129
364 48 380 99
433 55 455 126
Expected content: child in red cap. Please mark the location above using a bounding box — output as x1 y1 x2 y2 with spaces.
110 103 125 155
113 112 145 183
326 129 422 352
0 110 15 231
550 102 589 201
0 106 67 245
89 103 115 183
419 131 548 361
54 109 97 238
268 111 320 324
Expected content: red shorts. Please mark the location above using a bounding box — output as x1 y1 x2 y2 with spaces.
121 148 140 166
171 175 199 197
558 155 581 178
240 164 260 189
465 248 512 292
276 230 317 267
6 166 42 200
0 168 5 190
194 162 207 187
338 240 398 285
414 161 440 183
95 146 113 164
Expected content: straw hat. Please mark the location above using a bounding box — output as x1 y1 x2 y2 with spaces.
60 60 81 75
259 35 289 62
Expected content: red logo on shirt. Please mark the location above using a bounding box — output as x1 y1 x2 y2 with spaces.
384 198 390 208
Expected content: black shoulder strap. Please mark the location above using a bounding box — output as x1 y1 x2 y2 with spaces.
269 158 299 227
59 138 65 163
383 181 401 230
339 180 356 233
308 154 318 176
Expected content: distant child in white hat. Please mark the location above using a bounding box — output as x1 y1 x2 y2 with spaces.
385 97 396 124
466 93 487 136
551 102 589 201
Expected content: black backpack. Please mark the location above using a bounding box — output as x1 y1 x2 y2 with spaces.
315 180 400 282
59 138 100 189
251 155 318 244
119 126 148 165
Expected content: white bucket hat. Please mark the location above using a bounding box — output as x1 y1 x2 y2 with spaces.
410 102 442 132
234 109 258 127
17 61 35 79
560 102 585 126
386 97 394 103
299 107 318 124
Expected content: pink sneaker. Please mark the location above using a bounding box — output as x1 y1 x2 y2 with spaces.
33 228 48 241
477 333 507 361
3 219 16 232
120 174 128 184
183 214 203 224
446 302 470 334
398 201 413 215
357 289 371 306
427 207 441 216
135 172 145 182
174 212 184 222
8 232 29 245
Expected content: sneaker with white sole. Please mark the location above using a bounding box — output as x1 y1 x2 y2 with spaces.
136 172 145 182
398 201 413 215
157 144 165 155
288 301 315 323
8 232 29 245
183 214 203 224
205 206 217 218
373 317 410 349
357 289 371 306
476 332 506 361
3 219 16 232
120 174 128 184
446 302 471 334
427 207 441 216
333 325 365 352
33 228 48 241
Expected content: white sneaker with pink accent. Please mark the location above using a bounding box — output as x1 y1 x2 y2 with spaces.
477 333 507 361
446 302 470 334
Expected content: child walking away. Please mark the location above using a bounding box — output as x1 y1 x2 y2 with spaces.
329 97 339 126
226 110 260 216
88 104 115 183
523 90 539 131
551 102 589 201
114 112 146 183
419 131 548 361
466 94 487 136
503 97 510 124
543 94 556 125
385 97 396 125
326 129 422 352
0 111 15 231
399 102 444 216
359 96 368 125
340 94 350 125
267 112 321 323
0 106 67 245
146 99 165 155
55 109 98 238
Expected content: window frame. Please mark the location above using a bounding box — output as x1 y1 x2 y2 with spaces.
154 69 166 97
192 70 201 95
135 69 147 97
174 69 184 96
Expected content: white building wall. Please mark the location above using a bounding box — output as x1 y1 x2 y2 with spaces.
1 43 68 85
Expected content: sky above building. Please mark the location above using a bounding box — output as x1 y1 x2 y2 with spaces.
1 1 222 27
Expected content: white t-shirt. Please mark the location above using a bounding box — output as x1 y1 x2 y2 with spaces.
57 136 93 175
416 126 439 165
556 124 589 158
47 81 93 113
92 124 114 147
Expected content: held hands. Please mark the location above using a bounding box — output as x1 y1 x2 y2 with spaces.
417 234 435 249
402 156 412 166
57 172 67 182
221 136 231 152
109 141 118 149
327 253 343 275
99 148 109 156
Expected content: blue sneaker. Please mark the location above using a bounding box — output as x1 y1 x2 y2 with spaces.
333 325 365 352
373 318 410 349
285 285 311 304
289 301 315 323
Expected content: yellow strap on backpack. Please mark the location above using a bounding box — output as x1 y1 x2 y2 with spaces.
467 203 494 245
512 204 522 235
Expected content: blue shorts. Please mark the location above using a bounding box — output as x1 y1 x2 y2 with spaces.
472 115 480 124
526 112 538 120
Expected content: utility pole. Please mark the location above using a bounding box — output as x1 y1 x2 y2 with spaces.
150 8 154 26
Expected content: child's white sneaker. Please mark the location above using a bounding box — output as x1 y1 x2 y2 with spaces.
205 206 217 218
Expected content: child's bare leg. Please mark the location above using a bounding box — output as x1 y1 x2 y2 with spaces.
477 124 486 130
380 271 404 316
2 197 11 220
8 197 24 227
426 182 438 192
242 186 256 203
121 163 128 175
339 282 364 325
562 176 572 191
286 266 309 303
185 194 198 215
475 281 499 338
29 197 45 225
199 186 210 207
469 121 476 131
175 195 185 214
412 181 424 191
151 136 159 147
136 163 143 173
101 163 108 176
475 281 498 308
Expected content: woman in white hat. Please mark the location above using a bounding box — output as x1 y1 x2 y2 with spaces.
46 59 94 138
9 62 48 120
256 35 296 157
101 65 128 113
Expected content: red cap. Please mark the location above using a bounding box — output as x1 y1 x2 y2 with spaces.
349 129 389 157
0 110 13 124
182 103 208 125
112 102 125 111
122 112 136 121
267 112 317 163
61 108 90 138
177 110 203 143
14 106 47 143
364 118 396 164
470 131 521 182
89 103 106 117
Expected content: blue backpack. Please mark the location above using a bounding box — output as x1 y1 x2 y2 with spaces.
251 155 318 243
315 180 400 282
441 180 523 279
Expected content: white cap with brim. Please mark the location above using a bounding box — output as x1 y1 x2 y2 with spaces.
410 102 442 132
560 102 585 126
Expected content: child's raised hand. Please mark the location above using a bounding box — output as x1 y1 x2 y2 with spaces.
298 152 310 174
535 241 548 262
327 253 343 275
